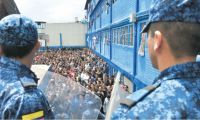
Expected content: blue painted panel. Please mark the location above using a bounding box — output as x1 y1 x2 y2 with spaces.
91 49 134 81
134 78 146 91
96 16 101 29
100 41 103 54
139 0 153 12
112 0 136 23
105 44 110 59
91 21 95 32
95 42 100 53
101 43 110 59
93 0 99 6
101 10 110 27
135 20 159 86
89 35 93 48
112 44 134 75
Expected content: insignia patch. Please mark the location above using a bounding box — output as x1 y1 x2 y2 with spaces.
22 111 44 120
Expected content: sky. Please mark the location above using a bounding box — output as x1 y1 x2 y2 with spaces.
14 0 87 23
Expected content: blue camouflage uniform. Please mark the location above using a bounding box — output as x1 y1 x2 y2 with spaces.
112 0 200 119
0 56 54 119
0 14 54 119
112 62 200 119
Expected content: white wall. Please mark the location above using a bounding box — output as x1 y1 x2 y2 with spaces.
45 23 87 47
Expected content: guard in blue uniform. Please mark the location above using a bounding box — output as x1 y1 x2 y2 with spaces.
0 14 54 119
112 0 200 119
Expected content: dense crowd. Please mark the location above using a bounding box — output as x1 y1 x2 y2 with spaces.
34 48 115 114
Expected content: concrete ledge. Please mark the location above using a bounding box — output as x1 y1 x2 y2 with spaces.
31 64 51 85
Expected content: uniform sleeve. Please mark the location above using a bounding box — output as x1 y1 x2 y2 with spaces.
1 88 54 119
111 104 129 120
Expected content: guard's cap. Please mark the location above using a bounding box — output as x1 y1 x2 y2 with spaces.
142 0 200 33
0 14 38 46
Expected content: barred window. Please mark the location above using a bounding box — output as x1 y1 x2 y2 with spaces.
121 27 125 45
112 29 117 44
117 28 121 44
129 25 134 46
124 26 129 45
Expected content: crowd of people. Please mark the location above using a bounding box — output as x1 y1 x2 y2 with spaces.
34 48 115 114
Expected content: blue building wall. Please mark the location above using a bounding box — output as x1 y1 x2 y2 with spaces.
112 44 134 75
139 0 153 12
85 0 159 91
96 16 101 30
101 11 110 28
112 0 136 23
95 33 101 53
103 44 110 59
92 20 96 32
89 36 92 48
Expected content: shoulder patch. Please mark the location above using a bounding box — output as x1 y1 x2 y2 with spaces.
120 82 161 108
20 77 37 88
120 98 136 107
22 110 44 120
